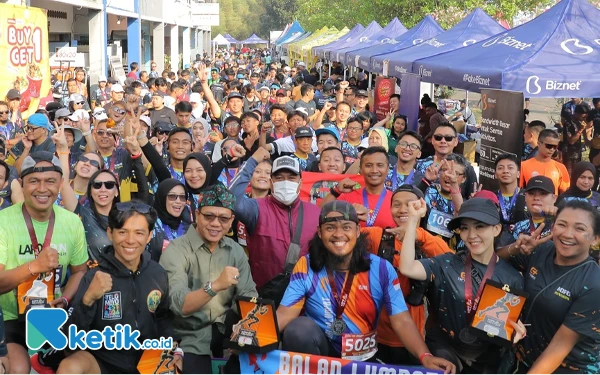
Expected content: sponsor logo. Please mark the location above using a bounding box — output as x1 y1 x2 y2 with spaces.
380 38 398 44
529 267 538 280
424 38 446 48
359 37 369 43
372 61 382 69
554 286 571 301
462 39 476 46
560 38 593 55
482 33 533 50
418 65 432 77
463 74 491 86
526 75 582 94
394 65 407 73
413 38 423 45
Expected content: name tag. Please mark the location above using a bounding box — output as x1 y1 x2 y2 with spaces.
427 209 454 238
341 331 377 361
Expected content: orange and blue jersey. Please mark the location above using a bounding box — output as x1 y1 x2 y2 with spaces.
281 253 408 354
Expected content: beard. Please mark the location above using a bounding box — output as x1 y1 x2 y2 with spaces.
325 251 352 271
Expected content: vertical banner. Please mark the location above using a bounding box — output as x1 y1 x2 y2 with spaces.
0 4 50 118
479 89 524 190
398 73 421 132
373 76 397 121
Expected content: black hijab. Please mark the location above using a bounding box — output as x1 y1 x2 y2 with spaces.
153 179 190 230
562 161 597 198
183 153 212 194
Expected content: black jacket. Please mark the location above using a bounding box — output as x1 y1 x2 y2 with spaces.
66 247 175 373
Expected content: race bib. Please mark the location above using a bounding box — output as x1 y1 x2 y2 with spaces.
341 331 377 361
237 222 248 247
18 269 56 316
427 209 454 238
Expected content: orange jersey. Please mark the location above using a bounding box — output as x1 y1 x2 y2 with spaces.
520 158 570 194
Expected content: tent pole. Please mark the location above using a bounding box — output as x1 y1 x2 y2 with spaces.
368 72 372 90
465 90 469 135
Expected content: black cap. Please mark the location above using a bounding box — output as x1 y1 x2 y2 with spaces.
240 111 260 122
355 89 368 97
152 91 165 98
294 126 312 139
525 176 555 194
154 121 174 132
320 201 359 225
107 77 118 84
447 198 500 231
227 92 243 101
392 184 424 200
323 83 335 92
6 89 21 100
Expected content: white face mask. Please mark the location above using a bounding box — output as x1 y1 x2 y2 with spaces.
272 180 300 205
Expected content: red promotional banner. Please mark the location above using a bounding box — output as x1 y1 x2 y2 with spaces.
300 172 364 205
373 76 397 121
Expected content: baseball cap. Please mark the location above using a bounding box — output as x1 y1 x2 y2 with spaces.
6 89 21 100
323 83 335 92
319 201 359 225
236 73 245 79
152 91 165 98
98 75 107 82
272 156 301 175
154 121 174 133
358 137 370 151
294 126 313 139
315 126 341 143
297 62 306 67
447 198 500 231
240 111 260 122
474 190 500 206
27 114 53 131
51 125 82 143
227 92 244 101
393 184 424 200
275 89 286 97
107 77 118 84
525 176 555 194
20 151 63 179
258 85 270 92
111 84 124 93
55 108 71 118
68 109 90 121
356 90 368 97
69 94 86 103
139 115 151 127
189 92 201 103
270 84 281 90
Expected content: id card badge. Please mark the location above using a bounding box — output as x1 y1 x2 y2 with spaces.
18 270 55 316
340 331 377 361
426 209 454 238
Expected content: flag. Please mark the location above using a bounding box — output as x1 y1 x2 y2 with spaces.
300 172 364 205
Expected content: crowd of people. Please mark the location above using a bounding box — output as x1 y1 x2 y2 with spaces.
0 46 598 374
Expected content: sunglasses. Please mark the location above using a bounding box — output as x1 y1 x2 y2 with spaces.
199 212 233 225
95 130 114 137
543 142 559 150
157 130 170 135
92 180 117 190
398 141 421 151
57 116 70 121
167 194 187 202
75 101 85 105
112 108 126 115
433 135 456 142
0 111 8 115
116 201 151 213
78 155 101 169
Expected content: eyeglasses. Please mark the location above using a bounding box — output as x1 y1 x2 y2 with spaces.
167 194 187 202
224 123 239 128
439 168 465 177
78 155 101 169
543 142 559 150
57 116 70 121
75 101 85 106
92 180 117 190
398 141 421 151
0 111 8 115
24 125 40 133
112 108 126 115
433 135 456 142
199 211 233 224
347 126 362 132
95 130 114 137
116 201 151 213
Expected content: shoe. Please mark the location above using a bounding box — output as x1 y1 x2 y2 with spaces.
30 353 56 374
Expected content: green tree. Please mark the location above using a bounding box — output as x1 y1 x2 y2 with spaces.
212 0 266 40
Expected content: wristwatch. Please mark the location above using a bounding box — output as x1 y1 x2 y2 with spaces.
204 281 217 297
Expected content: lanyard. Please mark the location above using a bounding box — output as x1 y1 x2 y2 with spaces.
464 252 497 321
363 189 387 227
391 168 415 190
327 270 356 320
22 204 55 256
497 188 519 222
162 223 184 241
225 168 237 186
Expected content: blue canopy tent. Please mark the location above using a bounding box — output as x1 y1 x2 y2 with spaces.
275 21 305 46
223 34 240 44
367 15 444 73
382 8 506 78
313 24 365 59
323 21 382 61
415 0 600 97
241 34 269 45
341 18 408 67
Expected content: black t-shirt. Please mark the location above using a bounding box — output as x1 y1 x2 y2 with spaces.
510 242 600 373
420 252 524 361
77 205 111 262
241 132 273 162
294 99 316 117
149 107 177 126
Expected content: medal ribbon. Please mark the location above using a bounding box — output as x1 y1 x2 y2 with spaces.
327 270 356 321
391 168 415 191
363 189 387 227
497 188 519 222
464 252 497 321
22 204 55 257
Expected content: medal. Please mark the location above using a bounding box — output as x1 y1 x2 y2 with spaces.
331 318 347 336
459 328 477 344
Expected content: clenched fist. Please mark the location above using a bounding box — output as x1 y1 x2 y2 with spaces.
30 247 59 274
212 266 240 292
83 271 113 306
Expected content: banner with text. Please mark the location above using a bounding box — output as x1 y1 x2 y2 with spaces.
398 73 421 132
0 4 50 118
300 172 365 206
373 76 397 121
479 89 524 190
239 350 441 374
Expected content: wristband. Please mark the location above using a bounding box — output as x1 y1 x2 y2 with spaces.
330 186 341 198
419 352 433 364
61 296 69 308
28 262 37 276
173 348 184 358
229 147 236 157
131 151 143 159
58 151 70 155
137 134 146 140
82 130 92 137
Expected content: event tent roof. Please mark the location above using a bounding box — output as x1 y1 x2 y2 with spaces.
240 34 269 45
323 21 383 61
382 8 506 77
342 18 408 67
223 34 240 44
312 23 365 59
213 34 230 46
275 21 305 46
415 0 600 97
367 15 444 73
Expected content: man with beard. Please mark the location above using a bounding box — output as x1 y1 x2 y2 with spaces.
229 150 321 301
8 114 56 173
275 201 456 373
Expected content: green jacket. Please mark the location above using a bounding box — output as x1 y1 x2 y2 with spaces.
159 224 257 355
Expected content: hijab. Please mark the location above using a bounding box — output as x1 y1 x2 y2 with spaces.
562 161 596 199
183 153 212 194
369 127 389 152
153 179 191 230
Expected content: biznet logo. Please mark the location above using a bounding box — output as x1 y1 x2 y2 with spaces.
482 34 533 50
418 65 432 77
560 38 596 55
372 61 382 69
424 38 446 48
463 74 490 86
525 76 582 95
380 38 399 44
395 66 408 73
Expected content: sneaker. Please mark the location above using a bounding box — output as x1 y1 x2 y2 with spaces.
30 353 56 374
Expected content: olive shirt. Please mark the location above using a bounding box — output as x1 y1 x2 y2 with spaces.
159 224 257 356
